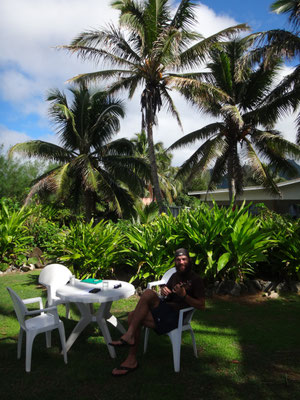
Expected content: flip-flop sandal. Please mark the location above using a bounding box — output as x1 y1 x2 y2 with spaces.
109 338 135 347
112 363 139 377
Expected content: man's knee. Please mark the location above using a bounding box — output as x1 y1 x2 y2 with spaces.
128 311 134 324
140 288 160 308
141 288 157 300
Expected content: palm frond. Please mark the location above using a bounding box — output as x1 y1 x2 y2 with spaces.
250 130 300 182
243 138 281 195
160 86 182 130
9 141 73 163
169 122 223 150
176 134 226 180
221 105 244 129
271 0 300 30
179 24 249 69
170 0 197 31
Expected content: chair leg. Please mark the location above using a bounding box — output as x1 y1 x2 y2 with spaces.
17 328 24 359
65 303 70 319
169 331 182 373
58 322 68 364
25 332 36 372
189 328 198 358
144 327 149 353
45 331 52 348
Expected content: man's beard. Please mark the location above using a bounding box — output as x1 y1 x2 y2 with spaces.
176 260 192 278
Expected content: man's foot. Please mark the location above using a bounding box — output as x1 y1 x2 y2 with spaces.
112 362 139 377
109 338 135 347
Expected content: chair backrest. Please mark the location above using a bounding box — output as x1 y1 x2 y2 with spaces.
39 264 72 304
161 267 176 284
7 287 27 330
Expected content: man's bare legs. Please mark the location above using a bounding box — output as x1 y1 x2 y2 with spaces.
111 289 160 376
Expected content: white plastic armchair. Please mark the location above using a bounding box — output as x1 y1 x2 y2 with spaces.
39 263 72 318
145 268 198 372
7 287 67 372
144 306 197 372
146 267 176 289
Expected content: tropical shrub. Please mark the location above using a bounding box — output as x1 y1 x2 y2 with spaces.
165 202 273 282
25 214 62 258
49 219 126 278
260 211 300 280
0 200 33 270
125 212 183 285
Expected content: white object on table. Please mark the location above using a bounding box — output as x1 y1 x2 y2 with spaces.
56 279 135 358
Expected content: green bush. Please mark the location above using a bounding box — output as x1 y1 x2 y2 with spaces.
25 204 68 258
125 203 274 283
260 211 300 280
0 200 33 269
124 212 184 285
49 219 126 278
174 202 273 281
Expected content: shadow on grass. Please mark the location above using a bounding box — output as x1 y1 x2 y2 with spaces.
186 295 300 400
1 272 300 400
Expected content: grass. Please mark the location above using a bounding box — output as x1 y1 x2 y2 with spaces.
1 271 300 400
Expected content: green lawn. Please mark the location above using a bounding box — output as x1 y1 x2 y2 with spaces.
1 271 300 400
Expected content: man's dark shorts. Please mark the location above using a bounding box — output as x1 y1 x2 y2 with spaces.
151 300 179 334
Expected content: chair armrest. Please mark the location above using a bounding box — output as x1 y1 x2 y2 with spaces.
26 306 60 323
178 307 194 328
23 297 44 309
147 280 165 289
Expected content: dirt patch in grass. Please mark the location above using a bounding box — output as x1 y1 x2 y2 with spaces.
212 293 299 305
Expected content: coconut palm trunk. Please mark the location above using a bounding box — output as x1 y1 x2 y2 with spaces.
146 121 163 206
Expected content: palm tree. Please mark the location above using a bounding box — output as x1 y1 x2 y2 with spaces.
248 0 300 143
271 0 300 29
61 0 247 211
131 130 180 203
169 38 300 202
9 85 149 220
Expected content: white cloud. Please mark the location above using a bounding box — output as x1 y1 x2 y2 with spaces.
0 0 298 168
195 3 241 37
0 125 32 152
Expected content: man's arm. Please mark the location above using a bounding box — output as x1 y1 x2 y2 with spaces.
183 293 205 310
172 283 205 310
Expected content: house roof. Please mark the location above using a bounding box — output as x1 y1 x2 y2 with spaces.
188 177 300 201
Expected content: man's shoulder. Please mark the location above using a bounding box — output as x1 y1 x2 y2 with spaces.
188 270 202 281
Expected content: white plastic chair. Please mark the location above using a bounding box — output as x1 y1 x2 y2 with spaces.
145 268 198 372
7 287 68 372
146 267 176 290
39 263 72 318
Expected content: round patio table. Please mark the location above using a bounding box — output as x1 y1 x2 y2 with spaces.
56 279 135 358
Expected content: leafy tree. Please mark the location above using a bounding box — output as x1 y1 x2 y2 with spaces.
249 0 300 143
131 130 180 203
0 145 52 202
170 38 300 202
61 0 247 211
9 85 149 220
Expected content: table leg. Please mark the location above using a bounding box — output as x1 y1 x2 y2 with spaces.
106 315 126 334
64 303 92 352
95 302 116 358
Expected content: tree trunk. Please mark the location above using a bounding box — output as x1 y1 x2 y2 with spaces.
146 121 164 212
84 190 95 222
227 133 238 204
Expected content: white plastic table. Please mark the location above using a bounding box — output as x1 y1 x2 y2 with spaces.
56 279 135 358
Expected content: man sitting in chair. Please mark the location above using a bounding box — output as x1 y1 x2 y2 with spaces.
109 248 205 376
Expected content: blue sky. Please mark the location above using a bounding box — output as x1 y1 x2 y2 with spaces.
0 0 297 166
